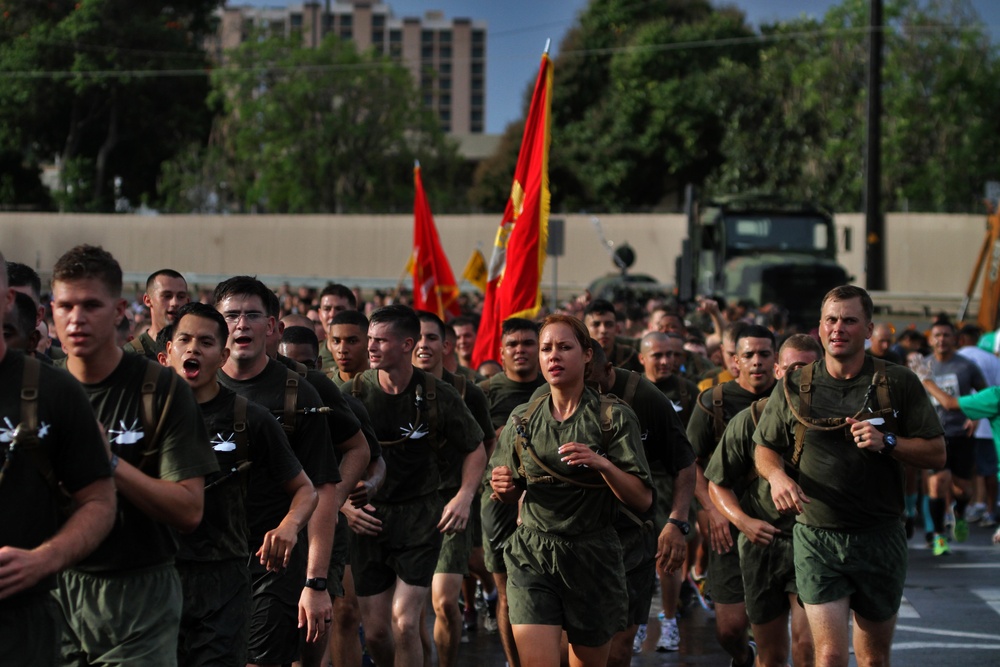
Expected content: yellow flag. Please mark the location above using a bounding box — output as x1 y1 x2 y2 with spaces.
462 249 488 292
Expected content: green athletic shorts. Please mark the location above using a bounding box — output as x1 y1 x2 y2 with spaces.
327 512 350 598
436 525 473 575
618 525 657 626
793 522 907 622
505 525 627 647
57 563 182 667
707 523 744 605
0 593 59 665
481 487 518 573
351 494 444 596
738 533 796 625
652 473 697 543
177 559 251 667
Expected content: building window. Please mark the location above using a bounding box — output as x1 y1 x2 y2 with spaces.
471 77 483 92
389 29 401 43
471 94 483 108
472 46 484 60
340 15 352 27
373 15 385 28
471 110 483 124
421 45 434 59
422 29 433 43
439 62 451 75
439 93 451 107
472 30 484 45
340 27 352 39
322 14 334 33
439 30 451 44
472 62 483 75
440 45 452 59
439 77 451 90
440 109 451 121
424 94 434 106
290 12 302 27
372 29 384 44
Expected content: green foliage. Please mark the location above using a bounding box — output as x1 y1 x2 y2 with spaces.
477 0 1000 214
0 0 216 212
161 33 464 214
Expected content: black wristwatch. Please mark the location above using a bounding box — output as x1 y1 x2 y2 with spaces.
881 432 897 456
304 577 328 591
666 518 690 535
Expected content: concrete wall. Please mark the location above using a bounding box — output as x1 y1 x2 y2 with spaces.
0 211 985 299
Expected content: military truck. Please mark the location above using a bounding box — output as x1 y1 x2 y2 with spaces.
676 191 851 328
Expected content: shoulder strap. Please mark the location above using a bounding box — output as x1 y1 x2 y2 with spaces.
137 361 177 474
20 355 40 431
453 373 467 400
233 394 249 463
423 372 439 446
749 397 769 427
283 368 300 436
871 358 899 433
790 362 814 467
124 336 146 355
351 371 365 398
511 393 604 489
621 370 640 407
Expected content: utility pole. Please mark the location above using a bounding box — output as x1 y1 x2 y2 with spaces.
864 0 885 290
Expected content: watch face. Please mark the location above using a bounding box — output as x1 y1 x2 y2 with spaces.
885 433 896 446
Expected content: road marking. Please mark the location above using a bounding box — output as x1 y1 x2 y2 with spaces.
897 595 919 619
971 588 1000 616
896 625 999 641
936 563 1000 568
891 642 1000 650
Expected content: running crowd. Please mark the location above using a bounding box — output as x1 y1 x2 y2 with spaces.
2 243 998 667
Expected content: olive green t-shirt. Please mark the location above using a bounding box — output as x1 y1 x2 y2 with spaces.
478 373 548 432
688 380 772 464
352 368 484 503
440 369 492 491
493 387 652 537
78 354 218 572
704 402 794 533
754 358 943 530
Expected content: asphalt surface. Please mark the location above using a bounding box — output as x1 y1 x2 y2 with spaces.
449 520 1000 666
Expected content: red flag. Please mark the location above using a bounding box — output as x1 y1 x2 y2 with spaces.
412 163 460 319
473 52 552 368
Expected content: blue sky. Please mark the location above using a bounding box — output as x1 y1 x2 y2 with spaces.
236 1 1000 133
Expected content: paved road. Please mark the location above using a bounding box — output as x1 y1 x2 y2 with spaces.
452 520 1000 666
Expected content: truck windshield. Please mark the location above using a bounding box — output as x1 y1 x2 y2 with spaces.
723 215 830 253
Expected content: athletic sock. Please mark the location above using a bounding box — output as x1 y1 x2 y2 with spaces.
955 497 969 519
922 495 935 534
929 497 946 534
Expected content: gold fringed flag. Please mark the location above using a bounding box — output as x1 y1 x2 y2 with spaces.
411 162 460 319
462 249 488 292
473 50 552 367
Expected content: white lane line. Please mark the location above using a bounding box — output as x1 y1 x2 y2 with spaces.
971 588 1000 616
892 642 1000 650
897 595 919 619
895 625 999 641
936 563 1000 568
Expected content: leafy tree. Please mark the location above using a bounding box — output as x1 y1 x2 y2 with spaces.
161 33 464 214
0 0 217 211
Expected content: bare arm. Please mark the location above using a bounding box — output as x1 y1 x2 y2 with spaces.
439 442 487 533
256 470 317 572
655 462 694 575
846 418 947 469
755 445 809 515
113 460 204 533
300 482 337 642
332 429 369 511
708 480 779 546
348 455 386 508
693 464 733 553
0 477 116 600
559 442 652 512
921 378 960 411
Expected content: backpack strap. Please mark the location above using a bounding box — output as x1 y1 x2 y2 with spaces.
282 368 299 436
620 370 640 407
21 354 40 431
790 362 814 467
871 358 899 433
749 397 769 427
423 372 439 447
351 371 365 398
511 392 604 489
124 336 146 356
136 361 177 474
205 394 253 492
694 384 727 441
453 373 467 400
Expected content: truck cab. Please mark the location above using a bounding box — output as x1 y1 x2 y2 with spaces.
677 193 850 328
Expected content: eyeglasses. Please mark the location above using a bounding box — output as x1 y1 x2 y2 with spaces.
222 311 266 324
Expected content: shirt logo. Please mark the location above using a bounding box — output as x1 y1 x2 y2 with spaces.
108 419 144 446
400 423 429 440
211 432 237 452
0 416 51 443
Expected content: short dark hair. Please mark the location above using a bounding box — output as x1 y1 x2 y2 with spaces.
213 276 273 312
52 245 123 297
450 314 479 331
416 311 447 339
174 302 230 345
931 315 956 334
501 317 539 338
320 283 357 308
369 304 419 341
281 325 320 358
589 336 607 366
735 324 776 351
7 291 36 339
331 309 369 331
958 323 983 341
145 269 186 293
156 323 174 350
583 299 616 319
822 285 873 323
7 261 41 303
779 333 823 357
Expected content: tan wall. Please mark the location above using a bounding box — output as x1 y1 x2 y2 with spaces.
0 212 985 298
